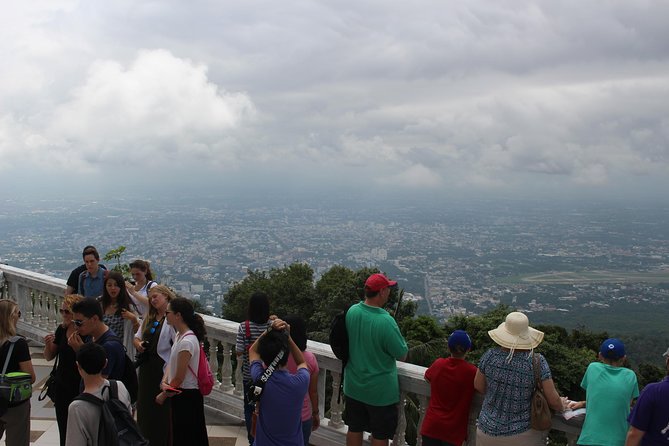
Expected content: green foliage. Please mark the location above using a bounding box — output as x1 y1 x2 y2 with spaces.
637 362 666 388
221 263 315 323
103 245 130 279
401 316 448 367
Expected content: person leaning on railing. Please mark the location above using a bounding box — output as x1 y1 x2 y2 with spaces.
474 312 567 446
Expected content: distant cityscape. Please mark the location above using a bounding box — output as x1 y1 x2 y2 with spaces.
1 197 668 333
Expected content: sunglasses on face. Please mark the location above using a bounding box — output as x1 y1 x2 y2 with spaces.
73 319 85 327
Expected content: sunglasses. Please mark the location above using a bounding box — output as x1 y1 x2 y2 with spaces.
149 320 160 334
73 319 85 327
59 308 71 315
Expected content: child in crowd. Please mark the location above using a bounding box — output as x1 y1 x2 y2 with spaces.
420 330 478 446
569 338 639 446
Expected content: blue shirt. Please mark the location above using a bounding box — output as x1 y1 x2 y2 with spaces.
251 360 309 446
95 329 126 380
628 377 669 445
478 348 551 436
78 268 105 299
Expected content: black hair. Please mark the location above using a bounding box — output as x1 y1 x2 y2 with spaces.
77 342 107 374
101 271 134 315
170 297 206 342
257 330 289 367
82 246 100 260
247 291 270 324
284 315 307 351
72 298 103 320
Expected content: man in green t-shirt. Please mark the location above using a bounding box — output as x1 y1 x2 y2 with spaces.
344 273 408 446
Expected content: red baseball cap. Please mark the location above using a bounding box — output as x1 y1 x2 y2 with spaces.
364 273 397 292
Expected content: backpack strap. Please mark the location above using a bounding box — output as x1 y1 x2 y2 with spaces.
245 320 252 351
74 392 104 406
183 332 201 379
1 336 22 375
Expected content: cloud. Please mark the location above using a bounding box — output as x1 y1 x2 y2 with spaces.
1 49 256 171
1 1 669 198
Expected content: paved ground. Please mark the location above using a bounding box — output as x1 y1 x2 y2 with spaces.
1 343 249 446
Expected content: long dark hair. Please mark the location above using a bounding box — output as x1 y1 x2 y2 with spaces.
101 271 134 315
129 259 154 281
247 291 270 324
170 297 206 342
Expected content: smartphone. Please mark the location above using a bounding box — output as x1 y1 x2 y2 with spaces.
164 385 182 394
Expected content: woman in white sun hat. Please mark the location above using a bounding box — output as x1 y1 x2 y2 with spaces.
474 311 567 445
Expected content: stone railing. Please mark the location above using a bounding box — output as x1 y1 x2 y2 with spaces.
0 264 581 446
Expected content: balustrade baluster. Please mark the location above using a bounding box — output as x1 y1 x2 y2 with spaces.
416 394 428 446
48 294 58 330
220 342 234 391
328 370 344 428
393 391 408 446
233 356 243 396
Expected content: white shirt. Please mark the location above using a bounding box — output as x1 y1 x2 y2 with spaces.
168 330 200 389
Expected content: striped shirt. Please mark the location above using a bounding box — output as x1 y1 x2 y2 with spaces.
235 320 270 382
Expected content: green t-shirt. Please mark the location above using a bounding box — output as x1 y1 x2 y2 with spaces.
343 302 408 406
577 361 639 446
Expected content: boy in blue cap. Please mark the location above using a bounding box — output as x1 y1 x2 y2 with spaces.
420 330 478 446
569 338 639 446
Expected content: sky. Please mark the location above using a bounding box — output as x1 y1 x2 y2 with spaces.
1 0 668 203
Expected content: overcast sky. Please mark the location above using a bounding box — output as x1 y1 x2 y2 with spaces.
1 1 668 202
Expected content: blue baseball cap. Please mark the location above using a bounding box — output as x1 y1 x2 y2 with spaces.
448 330 472 352
600 338 625 360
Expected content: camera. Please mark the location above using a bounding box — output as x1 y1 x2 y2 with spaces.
134 341 151 368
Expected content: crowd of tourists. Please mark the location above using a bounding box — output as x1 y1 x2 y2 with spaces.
0 246 668 446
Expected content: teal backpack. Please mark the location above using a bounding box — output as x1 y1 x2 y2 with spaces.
0 336 33 408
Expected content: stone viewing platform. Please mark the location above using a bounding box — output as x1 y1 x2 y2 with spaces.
0 264 582 446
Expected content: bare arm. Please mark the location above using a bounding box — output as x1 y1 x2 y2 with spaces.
125 282 149 307
541 378 565 411
308 367 320 430
474 369 487 394
43 333 58 361
167 350 192 388
19 360 36 384
625 426 645 446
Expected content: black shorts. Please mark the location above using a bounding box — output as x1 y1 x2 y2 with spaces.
344 396 398 440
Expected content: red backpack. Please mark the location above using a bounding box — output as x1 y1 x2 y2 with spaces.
186 333 215 396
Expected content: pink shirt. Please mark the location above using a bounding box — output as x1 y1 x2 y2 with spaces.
286 350 319 421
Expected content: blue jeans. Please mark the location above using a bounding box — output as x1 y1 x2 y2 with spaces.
302 418 313 446
243 380 255 445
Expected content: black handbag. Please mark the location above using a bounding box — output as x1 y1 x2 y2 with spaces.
38 353 58 403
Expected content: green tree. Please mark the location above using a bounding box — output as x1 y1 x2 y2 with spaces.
400 315 447 367
221 263 315 324
103 245 130 279
637 362 665 388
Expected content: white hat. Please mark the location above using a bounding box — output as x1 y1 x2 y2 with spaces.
488 312 544 350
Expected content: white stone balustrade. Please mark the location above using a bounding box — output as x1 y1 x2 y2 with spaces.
0 264 581 446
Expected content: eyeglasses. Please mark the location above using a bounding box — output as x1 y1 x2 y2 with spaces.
59 309 71 315
149 320 160 334
73 319 86 327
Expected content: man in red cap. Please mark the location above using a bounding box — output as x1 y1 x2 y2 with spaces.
344 273 408 446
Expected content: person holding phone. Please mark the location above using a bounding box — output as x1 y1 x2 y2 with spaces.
158 298 208 446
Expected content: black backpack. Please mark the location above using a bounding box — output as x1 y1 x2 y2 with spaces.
99 335 139 404
329 307 350 363
74 380 148 446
